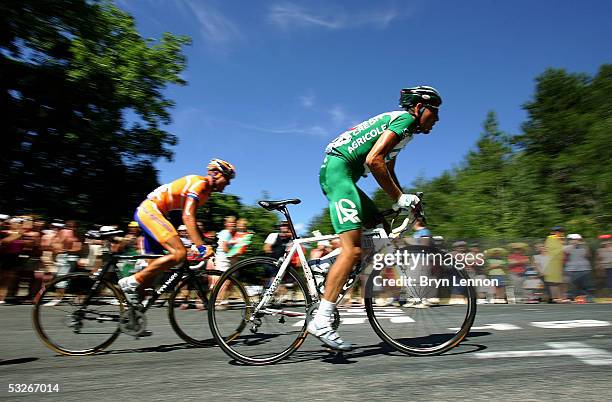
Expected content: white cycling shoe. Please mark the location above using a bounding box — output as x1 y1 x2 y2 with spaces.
118 276 141 305
307 320 353 352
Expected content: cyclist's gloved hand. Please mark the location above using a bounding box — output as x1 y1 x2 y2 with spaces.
393 193 420 211
194 244 214 259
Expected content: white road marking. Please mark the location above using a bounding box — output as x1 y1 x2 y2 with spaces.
530 320 611 329
342 317 368 325
292 307 411 326
473 341 612 366
390 316 416 324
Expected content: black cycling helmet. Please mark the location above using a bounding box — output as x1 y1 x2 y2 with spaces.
399 86 442 109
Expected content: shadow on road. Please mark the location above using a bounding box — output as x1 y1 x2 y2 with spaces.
0 357 39 366
99 340 216 355
227 331 492 366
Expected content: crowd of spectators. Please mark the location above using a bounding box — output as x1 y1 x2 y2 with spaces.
2 212 610 306
440 226 612 304
0 212 262 305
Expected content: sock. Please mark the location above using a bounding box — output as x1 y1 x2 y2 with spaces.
313 298 335 327
127 274 142 286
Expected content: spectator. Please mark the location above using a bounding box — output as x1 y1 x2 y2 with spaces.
466 243 488 303
564 234 594 302
44 220 82 306
122 221 143 253
215 216 237 272
54 220 82 274
544 226 567 303
116 222 142 278
21 216 45 302
596 235 612 296
227 218 253 262
507 243 529 303
32 219 55 297
411 218 432 246
486 247 508 304
0 217 26 304
532 242 551 302
449 241 468 304
40 221 61 273
522 268 545 303
177 224 192 247
264 221 293 260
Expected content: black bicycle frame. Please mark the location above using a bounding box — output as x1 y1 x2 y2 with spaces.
83 252 208 311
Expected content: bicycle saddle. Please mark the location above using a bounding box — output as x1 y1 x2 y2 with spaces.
258 199 301 211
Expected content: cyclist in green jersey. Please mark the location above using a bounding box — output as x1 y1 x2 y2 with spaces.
308 86 442 350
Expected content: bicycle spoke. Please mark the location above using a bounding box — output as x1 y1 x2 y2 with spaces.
33 273 123 355
209 258 312 365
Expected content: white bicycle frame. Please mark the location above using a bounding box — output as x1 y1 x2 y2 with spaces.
252 212 415 318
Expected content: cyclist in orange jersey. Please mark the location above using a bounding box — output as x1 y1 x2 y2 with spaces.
118 159 236 300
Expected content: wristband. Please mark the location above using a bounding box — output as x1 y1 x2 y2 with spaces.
197 244 207 254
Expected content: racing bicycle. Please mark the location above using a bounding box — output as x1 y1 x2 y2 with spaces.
208 194 477 365
33 228 247 355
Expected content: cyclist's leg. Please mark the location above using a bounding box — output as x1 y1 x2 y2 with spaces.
123 201 187 288
135 236 186 283
318 155 365 302
308 156 365 350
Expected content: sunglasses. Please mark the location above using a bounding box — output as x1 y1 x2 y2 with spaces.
425 105 439 115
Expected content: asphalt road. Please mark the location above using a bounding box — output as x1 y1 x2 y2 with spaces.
1 303 611 401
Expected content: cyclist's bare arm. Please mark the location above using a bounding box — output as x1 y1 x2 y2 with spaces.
386 158 401 189
182 197 205 248
366 130 402 202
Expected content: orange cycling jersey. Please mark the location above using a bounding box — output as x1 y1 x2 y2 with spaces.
146 175 212 215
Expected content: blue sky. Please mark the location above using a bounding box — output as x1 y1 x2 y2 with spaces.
117 0 612 234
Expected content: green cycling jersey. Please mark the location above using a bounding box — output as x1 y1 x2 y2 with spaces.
324 111 416 177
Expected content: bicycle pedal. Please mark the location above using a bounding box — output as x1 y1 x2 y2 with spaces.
134 330 153 339
323 346 347 356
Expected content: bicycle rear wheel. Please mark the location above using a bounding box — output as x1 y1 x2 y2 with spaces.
208 257 312 365
365 263 476 356
168 270 248 346
33 273 125 355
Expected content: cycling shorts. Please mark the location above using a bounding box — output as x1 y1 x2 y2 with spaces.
134 200 177 254
319 155 379 234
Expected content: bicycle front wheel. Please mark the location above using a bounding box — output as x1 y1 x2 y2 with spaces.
208 257 312 365
365 263 476 356
33 273 125 355
168 270 248 346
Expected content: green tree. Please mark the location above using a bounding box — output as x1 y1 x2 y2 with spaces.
0 0 190 222
516 66 612 235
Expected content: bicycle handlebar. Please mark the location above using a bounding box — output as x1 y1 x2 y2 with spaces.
380 192 426 237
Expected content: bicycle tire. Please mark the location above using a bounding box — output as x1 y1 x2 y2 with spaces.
33 273 125 355
208 257 312 365
168 270 248 346
365 264 476 356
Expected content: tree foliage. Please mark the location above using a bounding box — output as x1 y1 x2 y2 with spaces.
309 65 611 239
0 0 190 222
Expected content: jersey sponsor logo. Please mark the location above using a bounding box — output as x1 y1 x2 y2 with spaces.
347 124 387 154
335 198 361 224
325 115 386 154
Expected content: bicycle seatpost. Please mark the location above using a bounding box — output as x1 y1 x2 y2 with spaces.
279 206 299 239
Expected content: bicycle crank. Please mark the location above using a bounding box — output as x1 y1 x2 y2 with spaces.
120 308 148 337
